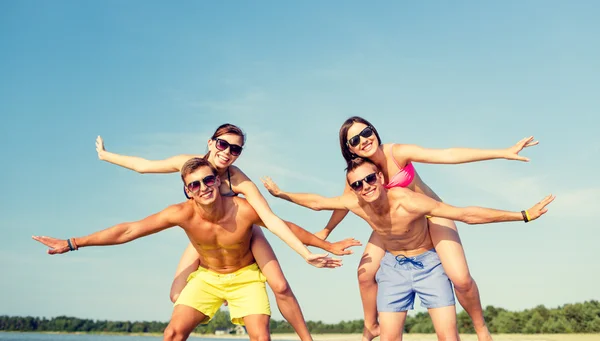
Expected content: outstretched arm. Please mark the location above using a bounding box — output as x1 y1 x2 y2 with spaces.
392 136 538 165
316 182 354 240
254 219 361 256
32 205 181 254
261 177 352 211
233 169 343 267
401 190 555 224
317 209 350 240
96 136 199 173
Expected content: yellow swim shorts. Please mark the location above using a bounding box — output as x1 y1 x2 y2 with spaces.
174 263 270 325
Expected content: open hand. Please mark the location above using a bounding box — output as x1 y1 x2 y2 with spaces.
261 176 282 197
328 238 362 256
32 236 71 255
526 194 556 221
505 136 539 162
96 136 107 160
305 253 342 268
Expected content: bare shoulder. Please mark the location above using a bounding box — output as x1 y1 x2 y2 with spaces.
162 201 194 223
387 143 413 160
228 165 249 180
231 196 260 222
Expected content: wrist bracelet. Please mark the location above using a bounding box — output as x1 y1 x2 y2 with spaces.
521 210 529 223
67 239 75 251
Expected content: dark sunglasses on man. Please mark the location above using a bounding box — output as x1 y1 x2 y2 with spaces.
349 172 378 191
185 175 218 195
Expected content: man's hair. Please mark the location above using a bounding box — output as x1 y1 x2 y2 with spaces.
180 157 218 182
345 157 378 176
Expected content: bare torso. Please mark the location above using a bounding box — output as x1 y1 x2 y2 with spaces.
348 188 434 257
174 196 260 273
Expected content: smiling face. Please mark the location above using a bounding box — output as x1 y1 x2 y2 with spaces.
183 165 221 206
346 161 385 204
207 133 244 169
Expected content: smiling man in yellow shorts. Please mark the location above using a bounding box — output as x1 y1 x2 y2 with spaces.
32 158 341 341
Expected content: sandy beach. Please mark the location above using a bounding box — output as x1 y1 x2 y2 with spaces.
265 334 600 341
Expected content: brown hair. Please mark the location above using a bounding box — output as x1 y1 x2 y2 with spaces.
181 157 218 182
339 116 382 166
345 157 378 176
204 123 246 161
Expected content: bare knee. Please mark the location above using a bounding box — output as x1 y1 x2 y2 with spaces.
249 330 271 341
163 324 189 341
269 278 292 296
451 275 476 292
437 334 459 341
357 265 377 287
170 292 180 304
379 334 401 341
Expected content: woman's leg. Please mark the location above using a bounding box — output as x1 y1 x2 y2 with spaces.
170 242 201 303
428 216 491 341
250 226 313 341
358 232 386 341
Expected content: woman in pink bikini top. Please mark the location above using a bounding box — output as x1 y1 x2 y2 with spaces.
323 115 538 341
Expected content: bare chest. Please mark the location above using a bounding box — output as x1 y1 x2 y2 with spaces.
180 216 252 250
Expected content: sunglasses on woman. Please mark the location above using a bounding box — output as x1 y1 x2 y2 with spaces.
186 175 218 194
347 126 374 148
214 138 243 156
349 172 378 191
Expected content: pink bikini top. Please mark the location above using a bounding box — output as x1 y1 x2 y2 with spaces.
384 151 416 189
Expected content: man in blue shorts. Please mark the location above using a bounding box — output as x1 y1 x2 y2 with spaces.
262 157 554 341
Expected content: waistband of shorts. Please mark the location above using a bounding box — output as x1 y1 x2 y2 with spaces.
382 249 437 265
197 262 259 277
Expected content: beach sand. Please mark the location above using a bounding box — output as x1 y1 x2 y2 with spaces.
265 334 600 341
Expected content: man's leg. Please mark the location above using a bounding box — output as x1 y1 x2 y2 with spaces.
250 226 313 341
428 306 460 341
358 232 386 341
429 217 491 341
243 314 271 341
378 311 408 341
163 305 207 341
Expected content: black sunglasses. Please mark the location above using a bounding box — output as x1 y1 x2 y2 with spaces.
186 175 218 194
214 138 243 156
347 126 374 148
349 172 378 191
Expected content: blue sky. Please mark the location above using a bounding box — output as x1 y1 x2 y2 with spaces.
1 1 598 324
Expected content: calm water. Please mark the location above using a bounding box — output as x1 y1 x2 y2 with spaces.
0 333 257 341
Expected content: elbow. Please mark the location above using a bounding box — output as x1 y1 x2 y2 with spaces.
307 202 322 211
135 166 149 174
462 213 483 225
462 217 477 225
459 208 479 225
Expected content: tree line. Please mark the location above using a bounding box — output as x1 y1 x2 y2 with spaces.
2 301 599 334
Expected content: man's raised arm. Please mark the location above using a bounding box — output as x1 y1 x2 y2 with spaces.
400 190 555 225
32 204 182 254
261 177 352 211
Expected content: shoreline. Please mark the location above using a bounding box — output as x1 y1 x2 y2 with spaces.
2 331 600 341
